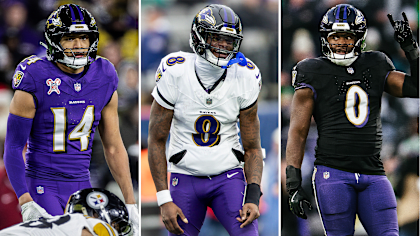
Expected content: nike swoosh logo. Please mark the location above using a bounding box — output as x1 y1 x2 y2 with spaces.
20 64 27 70
256 73 260 79
161 62 166 72
227 172 239 178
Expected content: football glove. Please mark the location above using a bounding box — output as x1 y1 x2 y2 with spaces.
286 165 312 219
21 201 52 222
388 12 418 50
126 204 139 236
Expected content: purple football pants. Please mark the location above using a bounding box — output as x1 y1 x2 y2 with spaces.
26 177 91 216
169 168 258 236
312 165 398 236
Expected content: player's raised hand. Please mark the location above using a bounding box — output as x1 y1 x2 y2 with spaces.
388 12 415 48
160 202 188 235
20 201 53 222
236 203 260 228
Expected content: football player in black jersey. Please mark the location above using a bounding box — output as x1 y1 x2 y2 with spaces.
285 4 418 236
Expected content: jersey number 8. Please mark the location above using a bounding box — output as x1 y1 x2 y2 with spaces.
192 115 221 147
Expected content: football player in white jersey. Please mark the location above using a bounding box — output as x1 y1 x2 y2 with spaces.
0 188 132 236
148 4 263 236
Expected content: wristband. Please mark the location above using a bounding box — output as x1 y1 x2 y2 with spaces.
156 190 173 206
243 183 262 207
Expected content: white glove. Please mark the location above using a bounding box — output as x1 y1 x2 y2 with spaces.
126 204 139 236
21 201 53 222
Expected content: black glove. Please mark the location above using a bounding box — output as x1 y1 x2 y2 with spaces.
388 12 419 61
388 12 415 47
286 165 312 219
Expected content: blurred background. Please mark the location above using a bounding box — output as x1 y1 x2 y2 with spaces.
140 0 279 235
0 0 139 228
281 0 419 235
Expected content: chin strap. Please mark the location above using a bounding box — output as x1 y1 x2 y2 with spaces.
221 52 247 69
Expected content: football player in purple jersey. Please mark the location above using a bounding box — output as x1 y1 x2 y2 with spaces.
3 4 138 233
286 4 418 236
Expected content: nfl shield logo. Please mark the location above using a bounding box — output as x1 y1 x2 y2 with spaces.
172 177 179 187
206 98 212 105
347 67 354 74
74 82 82 92
323 171 330 180
36 186 44 194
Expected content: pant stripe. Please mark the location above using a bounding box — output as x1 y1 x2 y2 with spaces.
312 167 328 236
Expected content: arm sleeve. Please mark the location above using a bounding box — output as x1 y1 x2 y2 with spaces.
4 113 33 198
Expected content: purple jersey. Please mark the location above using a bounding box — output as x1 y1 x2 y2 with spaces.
11 55 118 181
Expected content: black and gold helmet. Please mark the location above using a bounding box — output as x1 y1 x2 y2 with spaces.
65 188 131 236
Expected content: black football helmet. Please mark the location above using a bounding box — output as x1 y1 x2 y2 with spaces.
44 4 99 69
189 4 243 68
65 188 131 236
319 4 367 66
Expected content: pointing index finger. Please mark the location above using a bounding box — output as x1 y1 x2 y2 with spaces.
387 14 395 27
402 12 408 22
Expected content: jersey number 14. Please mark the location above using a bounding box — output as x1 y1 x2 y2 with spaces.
51 106 94 152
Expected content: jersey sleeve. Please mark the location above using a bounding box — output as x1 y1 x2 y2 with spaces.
291 59 317 94
151 58 179 110
12 62 37 93
238 60 262 110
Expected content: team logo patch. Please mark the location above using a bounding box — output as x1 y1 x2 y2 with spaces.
172 177 179 187
292 70 297 86
46 78 61 95
206 98 212 105
87 191 109 209
36 186 44 194
13 71 24 88
74 82 82 92
156 67 162 82
197 7 216 26
323 171 330 179
347 67 355 74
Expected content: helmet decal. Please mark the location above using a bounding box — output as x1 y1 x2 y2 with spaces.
197 7 216 26
87 191 109 209
355 9 366 25
46 11 62 29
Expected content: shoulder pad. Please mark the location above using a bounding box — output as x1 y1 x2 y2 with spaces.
157 51 194 79
294 58 326 73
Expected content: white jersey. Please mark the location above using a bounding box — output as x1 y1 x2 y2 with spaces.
152 51 262 176
0 214 118 236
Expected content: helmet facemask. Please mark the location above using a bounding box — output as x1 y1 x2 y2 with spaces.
321 30 367 66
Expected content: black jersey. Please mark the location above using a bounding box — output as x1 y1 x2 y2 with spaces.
293 51 395 174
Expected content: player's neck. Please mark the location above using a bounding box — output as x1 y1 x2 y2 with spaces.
195 56 225 89
56 62 85 74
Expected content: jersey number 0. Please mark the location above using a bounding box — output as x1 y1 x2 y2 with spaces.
344 85 369 128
